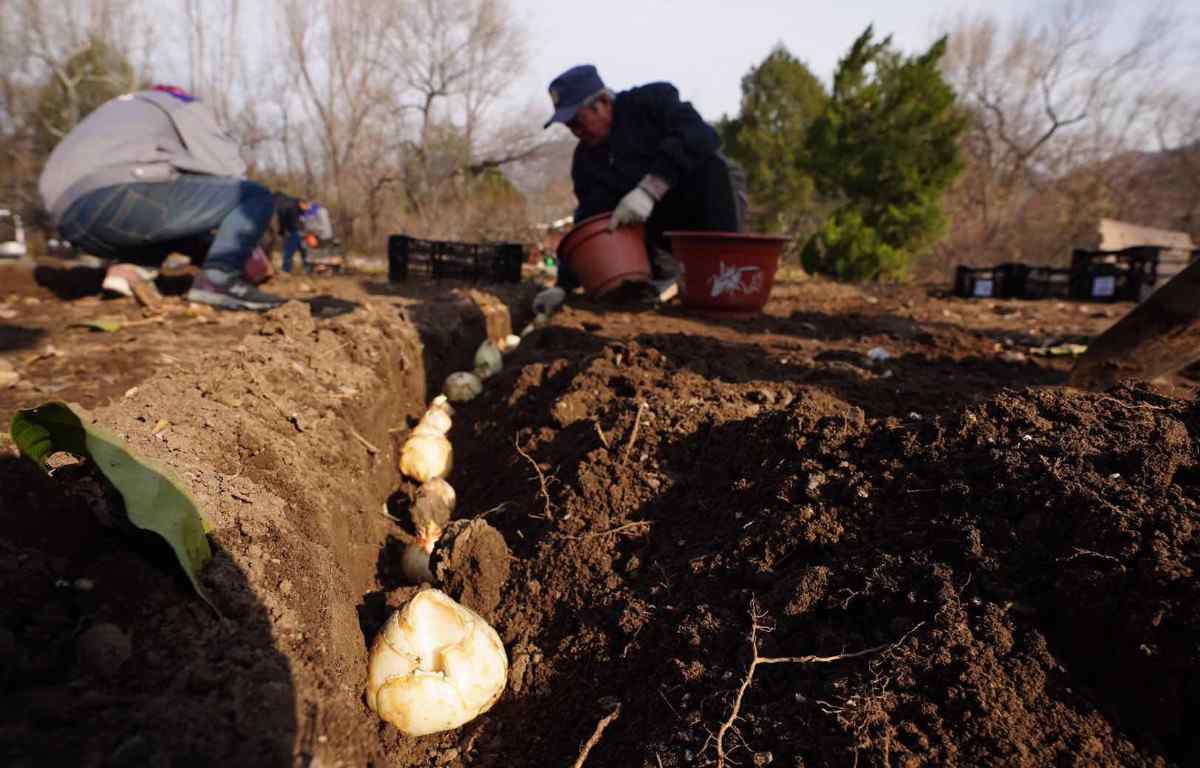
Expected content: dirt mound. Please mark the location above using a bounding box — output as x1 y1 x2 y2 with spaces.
0 278 533 768
4 271 1197 767
448 319 1197 766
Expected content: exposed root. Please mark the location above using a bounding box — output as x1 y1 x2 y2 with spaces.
1096 396 1167 412
624 401 647 460
348 426 380 455
1059 546 1125 569
709 600 923 768
515 436 553 519
562 520 654 542
595 421 611 450
571 702 622 768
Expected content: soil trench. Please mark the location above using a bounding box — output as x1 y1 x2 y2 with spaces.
1 270 534 767
2 269 1199 767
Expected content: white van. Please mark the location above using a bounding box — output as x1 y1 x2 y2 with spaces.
0 208 28 258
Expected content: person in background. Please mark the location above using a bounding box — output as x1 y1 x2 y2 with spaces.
301 201 333 244
276 194 311 275
534 64 747 314
38 84 285 311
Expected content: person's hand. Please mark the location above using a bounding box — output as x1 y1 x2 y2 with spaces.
533 286 566 314
608 186 656 231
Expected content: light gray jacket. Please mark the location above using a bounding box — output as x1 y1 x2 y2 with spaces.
39 90 247 226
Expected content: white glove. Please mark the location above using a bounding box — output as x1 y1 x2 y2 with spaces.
608 186 657 231
533 286 566 314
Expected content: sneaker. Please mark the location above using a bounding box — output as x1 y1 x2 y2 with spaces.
187 268 286 311
102 263 162 307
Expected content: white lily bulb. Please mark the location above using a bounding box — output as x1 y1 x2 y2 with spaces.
520 314 549 338
401 542 434 584
413 478 456 528
419 408 452 435
474 340 503 379
366 589 508 736
498 334 521 354
400 434 453 483
444 372 483 403
430 394 455 416
410 423 444 439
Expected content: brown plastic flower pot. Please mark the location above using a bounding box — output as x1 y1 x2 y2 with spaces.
666 230 790 316
557 212 652 297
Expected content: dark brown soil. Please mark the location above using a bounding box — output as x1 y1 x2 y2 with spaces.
2 260 1197 767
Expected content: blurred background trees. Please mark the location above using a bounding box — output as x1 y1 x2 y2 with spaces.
0 0 558 254
1 0 1197 280
719 2 1198 281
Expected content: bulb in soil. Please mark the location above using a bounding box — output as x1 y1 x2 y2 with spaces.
400 434 453 483
401 541 435 584
76 623 132 681
419 408 452 435
413 478 456 531
366 589 508 736
444 372 483 403
474 340 503 380
520 313 549 338
497 334 521 354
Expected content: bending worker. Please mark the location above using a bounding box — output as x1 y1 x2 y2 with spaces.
535 64 747 313
38 85 285 311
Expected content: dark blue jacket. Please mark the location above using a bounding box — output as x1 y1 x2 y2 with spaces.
571 82 720 221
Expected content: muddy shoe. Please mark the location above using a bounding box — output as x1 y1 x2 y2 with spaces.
187 268 286 311
102 263 163 308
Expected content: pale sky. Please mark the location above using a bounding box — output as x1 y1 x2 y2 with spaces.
511 0 1195 127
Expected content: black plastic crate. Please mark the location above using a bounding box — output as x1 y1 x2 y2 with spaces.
953 263 1028 298
1022 267 1072 299
388 234 524 283
1070 260 1137 301
1069 248 1158 301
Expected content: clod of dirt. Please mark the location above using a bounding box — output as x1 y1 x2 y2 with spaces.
75 623 131 681
431 519 511 617
258 300 316 339
0 357 18 388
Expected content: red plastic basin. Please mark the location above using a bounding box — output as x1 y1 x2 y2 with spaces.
667 231 790 315
558 212 652 297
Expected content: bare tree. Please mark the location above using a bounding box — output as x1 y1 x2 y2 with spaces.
278 0 408 231
1150 91 1200 234
937 0 1183 265
394 0 550 234
0 0 152 220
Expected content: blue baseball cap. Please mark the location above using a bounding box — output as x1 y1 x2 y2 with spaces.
544 64 606 129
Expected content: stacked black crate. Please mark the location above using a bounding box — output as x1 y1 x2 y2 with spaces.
388 235 525 283
1069 247 1159 302
953 263 1029 298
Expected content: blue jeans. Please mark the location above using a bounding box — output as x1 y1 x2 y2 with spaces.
282 231 309 273
58 176 275 273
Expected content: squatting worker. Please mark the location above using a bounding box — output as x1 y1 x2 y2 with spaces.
534 64 747 314
38 85 286 311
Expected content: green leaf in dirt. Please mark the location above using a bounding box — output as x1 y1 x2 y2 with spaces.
71 318 124 332
10 402 215 609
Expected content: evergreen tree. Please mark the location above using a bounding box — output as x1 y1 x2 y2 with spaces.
724 45 827 236
802 26 965 281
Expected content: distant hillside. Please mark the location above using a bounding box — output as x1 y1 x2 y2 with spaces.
1100 143 1200 239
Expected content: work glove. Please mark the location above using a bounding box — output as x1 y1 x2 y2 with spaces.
533 286 566 314
607 175 670 232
